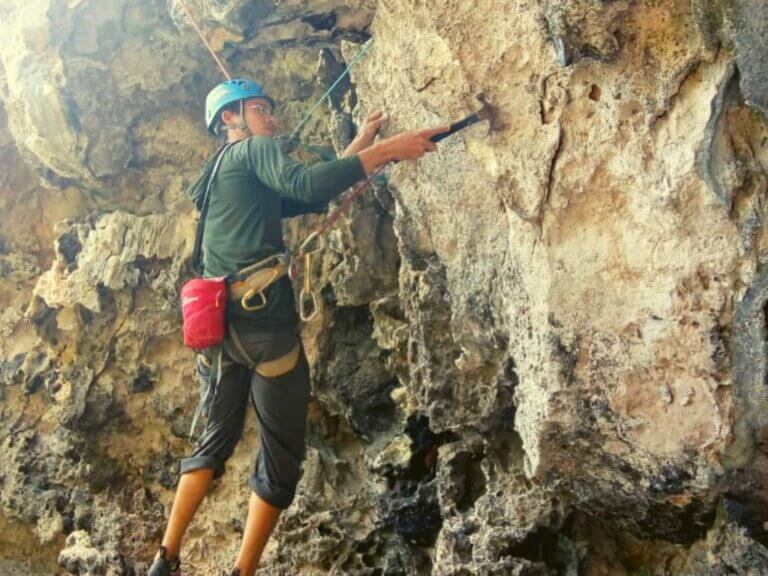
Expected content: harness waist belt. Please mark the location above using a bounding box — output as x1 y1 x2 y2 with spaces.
228 253 290 310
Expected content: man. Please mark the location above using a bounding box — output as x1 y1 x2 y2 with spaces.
149 78 446 576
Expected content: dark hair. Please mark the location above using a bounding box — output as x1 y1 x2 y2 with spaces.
213 101 241 137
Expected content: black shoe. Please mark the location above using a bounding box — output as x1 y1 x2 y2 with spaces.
148 545 181 576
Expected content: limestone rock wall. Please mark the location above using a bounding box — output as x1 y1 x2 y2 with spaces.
1 0 768 575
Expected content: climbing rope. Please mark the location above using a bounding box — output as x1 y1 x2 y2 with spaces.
289 39 374 139
174 0 374 140
175 0 232 80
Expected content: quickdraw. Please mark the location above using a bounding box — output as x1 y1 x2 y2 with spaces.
288 163 388 321
294 231 325 321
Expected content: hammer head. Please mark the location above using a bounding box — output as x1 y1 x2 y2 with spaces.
475 92 503 133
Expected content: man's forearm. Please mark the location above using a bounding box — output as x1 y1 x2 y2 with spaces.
358 140 396 175
340 136 366 159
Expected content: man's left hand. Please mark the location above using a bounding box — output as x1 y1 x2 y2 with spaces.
355 110 388 149
340 110 388 158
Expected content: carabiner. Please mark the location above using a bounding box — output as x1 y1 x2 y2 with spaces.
299 288 318 322
300 230 324 255
298 251 318 321
241 288 268 311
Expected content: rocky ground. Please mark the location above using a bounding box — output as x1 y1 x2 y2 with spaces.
0 0 767 574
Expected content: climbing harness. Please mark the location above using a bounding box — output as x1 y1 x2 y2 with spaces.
227 252 291 311
227 321 301 378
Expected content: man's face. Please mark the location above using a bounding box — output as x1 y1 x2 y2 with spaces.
222 97 277 137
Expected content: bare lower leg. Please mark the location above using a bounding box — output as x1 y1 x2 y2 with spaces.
160 468 215 559
234 492 282 575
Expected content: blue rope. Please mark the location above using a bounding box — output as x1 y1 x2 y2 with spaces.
289 38 374 139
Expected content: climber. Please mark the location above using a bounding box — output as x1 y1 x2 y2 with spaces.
148 78 448 576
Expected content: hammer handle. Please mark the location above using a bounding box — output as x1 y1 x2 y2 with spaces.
430 112 481 143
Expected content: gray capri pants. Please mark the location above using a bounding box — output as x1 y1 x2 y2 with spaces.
179 327 311 510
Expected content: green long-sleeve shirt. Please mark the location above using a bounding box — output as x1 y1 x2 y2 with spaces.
192 136 366 331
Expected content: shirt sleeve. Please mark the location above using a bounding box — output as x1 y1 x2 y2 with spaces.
280 197 327 218
247 136 366 204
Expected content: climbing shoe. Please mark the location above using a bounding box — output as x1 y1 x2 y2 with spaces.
147 545 181 576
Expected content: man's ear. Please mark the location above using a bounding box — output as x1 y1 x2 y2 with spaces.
221 109 236 126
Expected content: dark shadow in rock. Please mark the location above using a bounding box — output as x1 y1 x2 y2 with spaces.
128 364 155 394
0 353 26 388
694 0 768 116
57 229 82 271
457 460 486 514
302 12 337 33
27 296 60 346
313 304 400 440
133 255 173 284
696 61 740 209
378 415 458 548
438 438 490 516
721 494 768 548
500 523 579 574
386 479 441 548
729 265 768 468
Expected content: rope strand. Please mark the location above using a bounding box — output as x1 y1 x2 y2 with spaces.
292 162 389 273
175 0 373 139
289 39 374 139
176 0 232 80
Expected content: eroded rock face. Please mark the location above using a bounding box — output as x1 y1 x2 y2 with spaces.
1 0 768 574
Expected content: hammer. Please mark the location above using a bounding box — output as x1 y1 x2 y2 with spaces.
429 92 502 143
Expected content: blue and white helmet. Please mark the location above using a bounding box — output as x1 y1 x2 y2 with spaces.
204 78 275 134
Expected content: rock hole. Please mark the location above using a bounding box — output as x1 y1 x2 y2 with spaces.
57 229 82 271
456 453 487 512
589 84 601 101
379 415 458 547
404 414 458 479
499 525 571 571
128 365 154 393
301 12 337 32
353 378 398 435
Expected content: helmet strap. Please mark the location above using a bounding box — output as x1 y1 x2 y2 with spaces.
238 100 251 137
